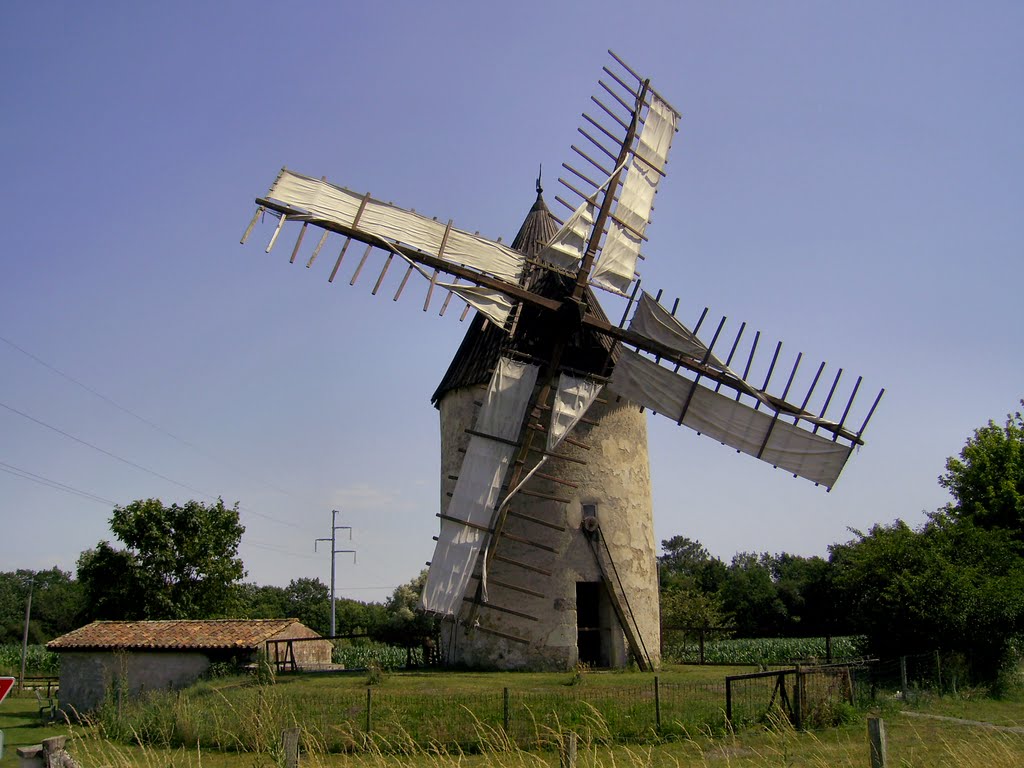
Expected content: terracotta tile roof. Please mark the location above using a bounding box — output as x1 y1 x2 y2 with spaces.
47 619 310 651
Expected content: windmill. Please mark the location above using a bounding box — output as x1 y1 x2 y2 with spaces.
240 51 883 671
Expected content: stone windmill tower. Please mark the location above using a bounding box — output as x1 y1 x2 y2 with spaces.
240 52 883 671
430 180 659 669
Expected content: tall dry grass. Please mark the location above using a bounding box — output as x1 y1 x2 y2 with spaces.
65 698 1024 767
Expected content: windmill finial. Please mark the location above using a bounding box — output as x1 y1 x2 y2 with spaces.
536 164 543 196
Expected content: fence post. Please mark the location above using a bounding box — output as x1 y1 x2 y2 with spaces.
792 666 803 730
281 727 300 768
826 634 833 663
868 716 887 768
900 656 908 693
503 687 510 733
699 628 706 665
559 732 577 768
365 688 372 733
725 676 732 730
654 676 661 730
934 651 942 692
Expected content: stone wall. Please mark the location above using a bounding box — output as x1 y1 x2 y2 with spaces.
267 622 333 666
58 650 212 715
436 384 660 670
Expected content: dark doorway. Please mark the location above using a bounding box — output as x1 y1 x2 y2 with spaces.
576 581 607 667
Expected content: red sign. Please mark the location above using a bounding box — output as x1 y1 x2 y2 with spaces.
0 677 14 705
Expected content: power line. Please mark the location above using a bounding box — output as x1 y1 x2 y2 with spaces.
1 400 217 497
0 460 329 563
0 400 302 529
0 334 312 507
243 539 319 560
0 461 117 506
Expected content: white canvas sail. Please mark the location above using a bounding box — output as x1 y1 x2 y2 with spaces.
421 357 539 616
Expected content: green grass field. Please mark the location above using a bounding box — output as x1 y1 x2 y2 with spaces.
5 686 1024 768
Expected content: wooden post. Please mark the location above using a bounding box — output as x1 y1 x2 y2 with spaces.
699 627 706 665
867 717 887 768
281 727 300 768
725 676 732 729
826 634 833 663
654 676 661 730
935 650 942 692
792 666 803 730
41 735 71 768
559 732 577 768
503 687 510 732
900 656 908 701
365 688 373 733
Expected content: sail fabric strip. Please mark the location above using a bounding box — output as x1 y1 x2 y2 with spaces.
548 374 603 451
591 95 678 295
629 293 727 370
436 282 514 326
422 358 540 616
267 169 525 283
608 349 851 487
537 197 595 272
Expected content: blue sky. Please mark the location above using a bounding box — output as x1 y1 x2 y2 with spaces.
2 2 1022 603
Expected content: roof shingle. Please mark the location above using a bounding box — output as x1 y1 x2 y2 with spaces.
47 619 310 651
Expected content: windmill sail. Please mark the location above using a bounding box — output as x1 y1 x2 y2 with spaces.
252 169 527 326
422 357 539 616
548 373 604 451
609 348 852 487
591 94 678 295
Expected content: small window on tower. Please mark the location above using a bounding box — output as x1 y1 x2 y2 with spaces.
582 503 598 520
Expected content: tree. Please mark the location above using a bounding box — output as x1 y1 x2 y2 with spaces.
371 570 439 665
658 536 727 594
830 514 1024 678
78 543 143 620
766 553 837 637
284 577 330 635
720 553 788 637
0 568 85 642
78 498 246 620
940 403 1024 535
235 582 289 620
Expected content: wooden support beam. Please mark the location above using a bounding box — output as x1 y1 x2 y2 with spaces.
462 597 538 622
518 488 572 504
474 624 530 644
498 531 560 554
508 510 567 532
487 577 546 599
494 554 551 577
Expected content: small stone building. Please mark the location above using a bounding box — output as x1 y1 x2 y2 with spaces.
47 618 331 714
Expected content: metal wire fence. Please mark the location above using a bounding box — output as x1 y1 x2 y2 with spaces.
106 653 949 753
724 653 947 731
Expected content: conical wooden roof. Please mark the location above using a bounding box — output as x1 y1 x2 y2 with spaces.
432 184 616 405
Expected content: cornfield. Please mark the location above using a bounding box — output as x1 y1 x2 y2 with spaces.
0 643 60 675
332 642 422 670
663 635 865 665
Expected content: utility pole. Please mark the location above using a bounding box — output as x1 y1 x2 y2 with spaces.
315 509 355 637
20 575 34 691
